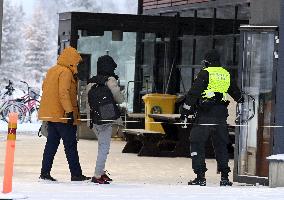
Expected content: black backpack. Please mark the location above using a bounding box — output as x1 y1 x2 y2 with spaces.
88 84 120 126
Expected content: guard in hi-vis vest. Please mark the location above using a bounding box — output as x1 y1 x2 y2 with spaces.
180 50 244 186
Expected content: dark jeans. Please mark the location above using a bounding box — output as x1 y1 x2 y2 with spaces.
41 122 82 177
190 106 231 175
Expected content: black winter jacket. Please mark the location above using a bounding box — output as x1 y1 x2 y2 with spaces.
183 66 242 118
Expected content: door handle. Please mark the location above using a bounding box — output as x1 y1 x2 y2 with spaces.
235 93 256 124
247 94 255 122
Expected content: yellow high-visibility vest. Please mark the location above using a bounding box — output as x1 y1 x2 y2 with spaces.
202 67 230 101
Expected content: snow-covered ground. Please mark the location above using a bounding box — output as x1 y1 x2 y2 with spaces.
0 121 41 135
1 124 284 199
1 181 284 200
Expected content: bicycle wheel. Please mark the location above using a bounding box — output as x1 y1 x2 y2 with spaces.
2 103 26 124
16 102 31 123
25 99 40 123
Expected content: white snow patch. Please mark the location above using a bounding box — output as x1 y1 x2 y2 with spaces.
0 121 41 134
267 154 284 161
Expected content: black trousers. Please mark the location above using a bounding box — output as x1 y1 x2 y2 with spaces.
190 108 230 175
41 122 82 177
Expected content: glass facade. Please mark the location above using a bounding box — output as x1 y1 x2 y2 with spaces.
77 31 137 112
142 33 156 94
70 1 251 117
178 34 237 92
179 36 194 92
159 3 249 93
238 31 275 177
142 33 173 95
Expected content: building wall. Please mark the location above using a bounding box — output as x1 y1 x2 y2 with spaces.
143 0 250 15
274 0 284 154
143 0 209 10
250 0 280 25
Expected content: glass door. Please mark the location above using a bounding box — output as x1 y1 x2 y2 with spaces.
237 30 276 178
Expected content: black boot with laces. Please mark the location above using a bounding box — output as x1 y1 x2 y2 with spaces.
220 174 233 186
188 173 206 186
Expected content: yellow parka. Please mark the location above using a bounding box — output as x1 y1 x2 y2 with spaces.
38 47 82 125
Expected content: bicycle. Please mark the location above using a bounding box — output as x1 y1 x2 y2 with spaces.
10 81 41 123
0 80 26 123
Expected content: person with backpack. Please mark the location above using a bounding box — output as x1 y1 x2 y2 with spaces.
88 55 124 184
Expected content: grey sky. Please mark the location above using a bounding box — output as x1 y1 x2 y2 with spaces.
11 0 35 15
10 0 137 15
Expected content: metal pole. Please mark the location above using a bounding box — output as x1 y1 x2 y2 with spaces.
274 0 284 154
133 0 144 112
138 0 143 15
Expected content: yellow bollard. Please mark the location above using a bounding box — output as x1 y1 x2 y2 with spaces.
2 112 18 194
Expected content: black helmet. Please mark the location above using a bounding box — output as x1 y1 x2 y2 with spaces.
97 55 117 76
203 50 221 66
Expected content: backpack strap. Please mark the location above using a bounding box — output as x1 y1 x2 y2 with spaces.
89 107 94 129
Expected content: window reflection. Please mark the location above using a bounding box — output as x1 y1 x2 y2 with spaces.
239 32 274 177
77 31 137 112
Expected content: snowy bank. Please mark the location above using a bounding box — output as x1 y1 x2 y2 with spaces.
0 121 41 133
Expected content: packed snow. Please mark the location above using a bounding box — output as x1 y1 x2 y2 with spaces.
1 181 284 200
0 120 41 135
1 124 284 199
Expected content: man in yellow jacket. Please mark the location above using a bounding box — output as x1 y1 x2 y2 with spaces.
38 47 90 182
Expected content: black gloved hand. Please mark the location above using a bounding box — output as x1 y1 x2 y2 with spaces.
180 103 195 122
180 113 188 122
66 112 74 125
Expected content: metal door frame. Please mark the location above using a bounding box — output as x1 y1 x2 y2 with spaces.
233 25 278 185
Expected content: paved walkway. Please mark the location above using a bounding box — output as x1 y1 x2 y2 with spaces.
0 134 233 185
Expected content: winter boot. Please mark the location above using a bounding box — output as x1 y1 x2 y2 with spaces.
39 173 57 182
188 173 206 186
71 174 91 181
91 176 110 184
220 173 232 186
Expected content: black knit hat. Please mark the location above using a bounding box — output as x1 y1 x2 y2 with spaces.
97 55 117 76
204 50 221 66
